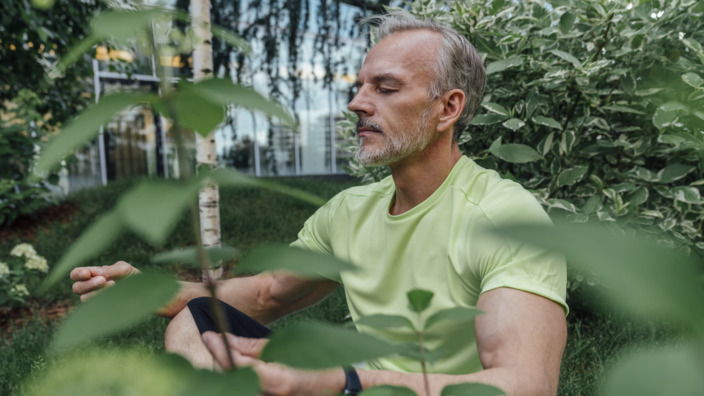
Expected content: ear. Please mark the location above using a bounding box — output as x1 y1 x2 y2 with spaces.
436 89 466 134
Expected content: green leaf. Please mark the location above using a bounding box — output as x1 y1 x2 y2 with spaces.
261 321 400 369
407 289 434 313
532 116 562 129
681 38 703 55
485 56 523 75
470 114 509 125
549 49 582 69
601 105 644 115
190 78 294 127
116 180 200 246
34 93 142 176
502 118 525 131
177 366 259 396
682 73 704 88
559 12 576 34
152 245 238 268
557 166 589 187
49 36 100 79
525 90 539 118
25 349 186 396
441 382 507 396
53 272 180 352
360 386 417 396
636 88 663 96
356 314 415 330
210 25 251 54
235 245 355 279
626 186 648 206
41 211 122 290
424 307 483 330
672 186 701 204
481 102 509 116
494 224 704 328
162 85 226 136
490 144 542 163
658 164 695 183
91 9 163 42
209 168 326 206
602 345 704 396
652 108 677 130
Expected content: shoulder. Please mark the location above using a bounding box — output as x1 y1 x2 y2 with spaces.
450 157 550 225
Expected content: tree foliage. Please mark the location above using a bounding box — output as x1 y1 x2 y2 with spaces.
342 0 704 263
0 0 101 125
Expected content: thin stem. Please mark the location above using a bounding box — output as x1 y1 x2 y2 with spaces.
149 20 236 370
416 313 431 396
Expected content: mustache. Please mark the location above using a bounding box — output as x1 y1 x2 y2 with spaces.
356 118 384 135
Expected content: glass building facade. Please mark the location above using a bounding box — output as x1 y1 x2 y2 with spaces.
64 0 368 193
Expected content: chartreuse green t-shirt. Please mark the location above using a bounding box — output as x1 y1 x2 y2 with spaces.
291 156 567 375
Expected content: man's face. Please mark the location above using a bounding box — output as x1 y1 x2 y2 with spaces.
348 30 442 166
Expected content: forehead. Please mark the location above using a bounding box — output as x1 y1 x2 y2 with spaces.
358 30 442 84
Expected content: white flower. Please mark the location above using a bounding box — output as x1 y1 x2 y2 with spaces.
10 243 37 258
11 284 29 297
0 262 9 278
25 256 49 273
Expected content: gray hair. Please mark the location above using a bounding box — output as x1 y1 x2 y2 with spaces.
364 11 486 142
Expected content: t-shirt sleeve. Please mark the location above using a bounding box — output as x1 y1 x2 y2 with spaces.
289 193 342 281
469 181 569 314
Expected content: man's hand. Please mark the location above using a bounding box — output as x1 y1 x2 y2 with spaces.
70 261 140 302
201 332 345 396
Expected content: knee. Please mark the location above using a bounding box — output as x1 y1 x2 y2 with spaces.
164 306 198 353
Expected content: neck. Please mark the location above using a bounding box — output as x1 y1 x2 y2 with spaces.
388 143 462 215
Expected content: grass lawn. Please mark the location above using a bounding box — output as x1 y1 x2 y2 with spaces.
0 175 676 395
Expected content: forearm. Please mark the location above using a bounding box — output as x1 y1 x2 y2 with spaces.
157 272 338 324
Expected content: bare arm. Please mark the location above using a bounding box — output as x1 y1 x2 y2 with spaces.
70 262 340 323
204 287 566 396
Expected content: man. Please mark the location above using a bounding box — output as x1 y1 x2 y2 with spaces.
71 11 567 396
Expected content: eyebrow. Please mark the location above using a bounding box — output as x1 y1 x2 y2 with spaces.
354 73 404 89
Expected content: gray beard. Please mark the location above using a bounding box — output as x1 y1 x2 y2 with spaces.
356 107 434 166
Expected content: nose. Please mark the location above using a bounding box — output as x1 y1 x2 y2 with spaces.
348 86 373 116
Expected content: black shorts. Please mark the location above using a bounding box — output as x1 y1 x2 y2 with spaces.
187 296 271 339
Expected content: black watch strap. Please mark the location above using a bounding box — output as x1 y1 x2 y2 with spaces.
343 367 362 395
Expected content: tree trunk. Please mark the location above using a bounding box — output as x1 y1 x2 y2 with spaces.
191 0 223 280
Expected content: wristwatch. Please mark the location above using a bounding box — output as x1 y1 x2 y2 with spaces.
343 367 362 395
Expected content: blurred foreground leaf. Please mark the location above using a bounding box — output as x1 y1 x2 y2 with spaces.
153 245 238 267
53 272 180 352
236 245 355 279
34 93 142 177
356 314 415 330
25 349 260 396
602 344 704 396
116 180 201 246
494 223 704 330
25 349 185 396
174 363 259 396
261 321 400 369
209 168 326 206
41 211 122 290
441 382 507 396
360 385 417 396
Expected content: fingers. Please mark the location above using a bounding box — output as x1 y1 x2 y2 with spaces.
72 275 106 295
70 261 139 298
78 280 115 302
232 336 268 359
91 261 139 281
202 332 263 370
